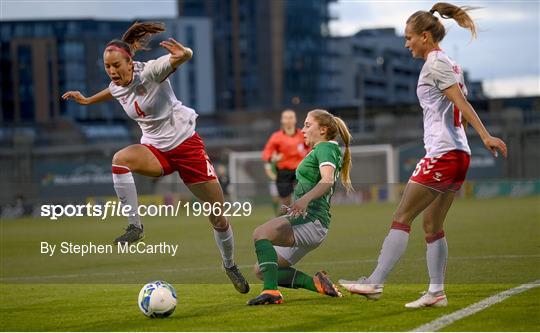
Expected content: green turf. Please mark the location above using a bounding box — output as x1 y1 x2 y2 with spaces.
1 196 539 331
441 287 540 332
0 283 537 331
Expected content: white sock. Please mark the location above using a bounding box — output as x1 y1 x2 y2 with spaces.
427 231 447 293
368 221 411 285
213 223 235 268
112 165 141 228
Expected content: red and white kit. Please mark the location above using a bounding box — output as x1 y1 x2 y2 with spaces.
109 54 216 184
410 49 471 192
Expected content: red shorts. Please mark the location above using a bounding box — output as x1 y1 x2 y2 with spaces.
409 150 470 193
143 132 217 185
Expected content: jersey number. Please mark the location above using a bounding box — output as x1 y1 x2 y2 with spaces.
453 83 464 127
206 160 216 177
134 101 147 118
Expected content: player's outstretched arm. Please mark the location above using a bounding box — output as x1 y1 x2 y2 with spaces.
443 84 508 158
62 87 113 106
159 38 193 69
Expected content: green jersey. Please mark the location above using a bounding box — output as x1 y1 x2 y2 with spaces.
292 141 342 228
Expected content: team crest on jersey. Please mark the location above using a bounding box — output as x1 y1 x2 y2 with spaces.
135 84 147 96
452 65 461 74
119 96 128 105
433 172 442 182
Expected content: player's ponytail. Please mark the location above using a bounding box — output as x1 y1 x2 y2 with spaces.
431 3 477 39
333 116 353 193
122 22 166 54
407 2 477 43
105 22 165 59
308 109 354 193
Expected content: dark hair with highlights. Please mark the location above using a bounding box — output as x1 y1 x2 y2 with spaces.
105 22 166 59
407 2 477 42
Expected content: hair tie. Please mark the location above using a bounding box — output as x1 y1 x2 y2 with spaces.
429 9 436 14
105 45 132 59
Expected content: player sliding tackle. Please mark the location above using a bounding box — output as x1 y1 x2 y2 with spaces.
248 109 353 305
62 22 249 294
339 3 507 308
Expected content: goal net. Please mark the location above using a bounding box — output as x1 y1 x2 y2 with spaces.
228 144 398 204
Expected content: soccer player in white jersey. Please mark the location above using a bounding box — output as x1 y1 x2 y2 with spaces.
62 22 249 294
339 3 507 308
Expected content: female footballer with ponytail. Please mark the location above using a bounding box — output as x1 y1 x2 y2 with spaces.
339 3 507 308
62 22 249 294
248 109 353 305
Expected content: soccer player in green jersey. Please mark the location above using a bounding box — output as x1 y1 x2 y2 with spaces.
248 109 353 305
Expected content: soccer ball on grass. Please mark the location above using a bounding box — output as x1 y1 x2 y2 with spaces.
138 280 177 318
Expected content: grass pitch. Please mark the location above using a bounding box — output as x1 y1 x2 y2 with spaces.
1 196 539 331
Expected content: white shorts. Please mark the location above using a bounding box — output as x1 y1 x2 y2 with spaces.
274 219 328 265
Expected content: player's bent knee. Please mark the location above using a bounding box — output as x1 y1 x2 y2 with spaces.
112 150 133 169
252 226 266 241
252 227 261 241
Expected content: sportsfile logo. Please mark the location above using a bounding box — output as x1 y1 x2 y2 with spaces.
40 201 252 220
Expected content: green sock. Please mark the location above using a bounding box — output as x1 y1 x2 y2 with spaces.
277 267 317 292
254 239 278 290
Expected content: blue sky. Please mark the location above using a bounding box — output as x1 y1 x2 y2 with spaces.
2 0 538 97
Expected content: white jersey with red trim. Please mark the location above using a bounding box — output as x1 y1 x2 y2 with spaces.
109 54 197 151
417 49 471 158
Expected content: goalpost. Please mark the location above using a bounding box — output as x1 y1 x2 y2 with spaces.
228 144 398 204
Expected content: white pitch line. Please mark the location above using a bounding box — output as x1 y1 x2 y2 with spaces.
411 279 540 332
301 254 540 267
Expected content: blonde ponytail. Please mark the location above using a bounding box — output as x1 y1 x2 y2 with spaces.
431 2 477 39
407 2 477 43
333 116 353 192
308 109 354 192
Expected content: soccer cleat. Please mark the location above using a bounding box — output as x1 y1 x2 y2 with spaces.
338 276 383 300
247 290 283 305
114 224 144 245
313 271 343 297
405 291 448 308
224 264 250 294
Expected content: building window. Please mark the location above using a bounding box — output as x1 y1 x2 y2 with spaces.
17 45 34 121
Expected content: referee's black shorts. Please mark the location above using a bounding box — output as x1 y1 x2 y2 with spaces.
276 169 296 198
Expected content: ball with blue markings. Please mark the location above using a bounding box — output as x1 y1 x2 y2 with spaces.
138 280 177 318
